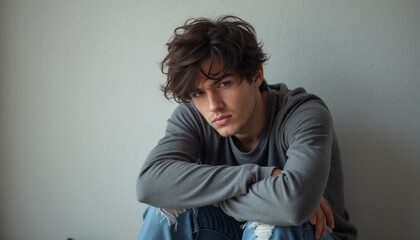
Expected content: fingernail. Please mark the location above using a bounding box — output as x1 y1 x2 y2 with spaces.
327 227 332 233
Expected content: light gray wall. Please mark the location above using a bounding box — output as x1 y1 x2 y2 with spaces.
1 0 419 239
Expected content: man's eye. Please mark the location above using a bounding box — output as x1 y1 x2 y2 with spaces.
191 91 203 98
218 81 231 88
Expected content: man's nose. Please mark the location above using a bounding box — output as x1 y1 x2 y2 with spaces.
207 92 224 112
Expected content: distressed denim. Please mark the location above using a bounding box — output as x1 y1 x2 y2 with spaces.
242 221 333 240
138 205 333 240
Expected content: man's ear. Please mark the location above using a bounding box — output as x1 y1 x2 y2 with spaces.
253 65 264 88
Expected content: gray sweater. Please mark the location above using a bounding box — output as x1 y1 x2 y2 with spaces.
137 83 357 239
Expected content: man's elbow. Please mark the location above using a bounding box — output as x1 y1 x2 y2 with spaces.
136 176 152 203
264 210 309 226
273 202 314 226
136 188 146 203
286 203 315 226
287 211 311 226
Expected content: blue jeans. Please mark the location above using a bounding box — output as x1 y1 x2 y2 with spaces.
138 205 333 240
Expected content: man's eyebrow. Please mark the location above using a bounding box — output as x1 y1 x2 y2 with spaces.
209 73 234 86
190 73 235 94
189 87 202 94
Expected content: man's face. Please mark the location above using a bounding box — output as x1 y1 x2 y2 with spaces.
191 58 264 138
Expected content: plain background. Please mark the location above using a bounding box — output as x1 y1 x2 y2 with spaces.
1 0 419 239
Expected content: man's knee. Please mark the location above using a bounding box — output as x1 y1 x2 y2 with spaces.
139 206 197 240
242 221 333 240
142 206 195 230
140 206 243 240
243 222 277 240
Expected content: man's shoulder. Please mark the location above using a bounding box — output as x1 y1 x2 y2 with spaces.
268 83 309 98
268 82 325 108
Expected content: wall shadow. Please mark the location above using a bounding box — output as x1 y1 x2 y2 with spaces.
337 124 419 239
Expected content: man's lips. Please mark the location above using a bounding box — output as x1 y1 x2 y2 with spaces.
212 115 229 122
212 115 231 126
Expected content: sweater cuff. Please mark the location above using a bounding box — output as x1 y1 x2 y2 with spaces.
259 166 277 179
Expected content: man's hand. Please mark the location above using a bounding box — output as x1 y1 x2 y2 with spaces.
271 168 281 176
271 168 334 238
309 197 334 239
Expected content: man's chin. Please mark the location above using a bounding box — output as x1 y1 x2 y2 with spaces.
215 128 236 137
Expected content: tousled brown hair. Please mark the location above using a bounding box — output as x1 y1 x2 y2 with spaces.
160 15 268 103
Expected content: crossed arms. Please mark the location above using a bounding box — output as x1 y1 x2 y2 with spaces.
137 101 335 238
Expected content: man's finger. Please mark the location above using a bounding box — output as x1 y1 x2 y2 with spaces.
314 208 324 239
321 197 335 229
310 212 317 225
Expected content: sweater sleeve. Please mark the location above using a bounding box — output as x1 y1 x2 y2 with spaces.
136 104 275 209
219 101 333 226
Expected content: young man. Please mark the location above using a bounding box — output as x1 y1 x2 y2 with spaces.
137 16 357 240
